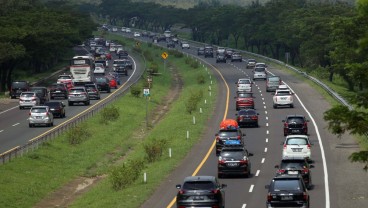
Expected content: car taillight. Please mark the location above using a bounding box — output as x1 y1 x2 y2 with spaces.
218 157 226 165
239 159 248 165
237 135 241 140
212 189 219 194
29 112 31 116
212 205 220 208
278 169 286 174
46 112 49 116
251 115 258 120
303 122 308 127
178 189 185 194
303 192 309 201
307 144 311 149
284 122 288 127
216 136 220 142
267 193 272 202
302 168 309 174
283 144 287 149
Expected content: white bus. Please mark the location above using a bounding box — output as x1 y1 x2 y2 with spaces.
164 30 171 38
70 55 94 83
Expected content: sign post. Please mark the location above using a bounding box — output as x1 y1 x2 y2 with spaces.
143 88 150 128
161 52 168 72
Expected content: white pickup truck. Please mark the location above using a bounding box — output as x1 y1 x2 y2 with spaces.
272 89 294 108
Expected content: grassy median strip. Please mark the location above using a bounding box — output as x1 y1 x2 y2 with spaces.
0 35 217 208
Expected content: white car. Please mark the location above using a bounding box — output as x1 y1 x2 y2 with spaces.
277 84 289 90
253 67 267 80
112 27 118 32
181 42 190 49
94 66 105 75
19 92 40 109
272 89 294 108
282 135 312 160
255 62 267 69
126 28 131 33
236 78 252 92
121 27 126 32
28 106 54 127
133 32 141 37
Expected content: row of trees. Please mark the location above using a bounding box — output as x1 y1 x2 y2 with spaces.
0 0 96 92
92 0 368 168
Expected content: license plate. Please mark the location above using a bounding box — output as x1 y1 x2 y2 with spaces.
227 162 239 167
36 116 42 119
56 90 61 93
25 100 30 102
281 196 293 200
292 148 302 152
281 97 287 100
287 171 299 175
193 196 204 200
292 130 299 133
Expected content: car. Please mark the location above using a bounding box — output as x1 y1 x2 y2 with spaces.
277 84 289 90
19 92 40 109
93 65 106 75
167 41 175 48
10 81 30 99
235 92 255 110
236 78 252 92
181 41 190 49
44 101 66 118
253 67 267 80
215 128 245 156
275 158 314 189
266 76 282 92
236 109 259 127
28 106 54 127
108 72 121 85
95 59 108 68
29 86 49 104
255 62 267 69
204 46 214 58
218 140 253 178
113 59 131 71
176 176 226 208
121 27 126 32
216 53 227 63
282 135 312 160
246 59 257 69
133 32 141 37
94 76 111 92
216 47 226 55
68 87 90 106
84 83 101 100
125 28 131 33
231 52 242 62
197 47 205 55
105 75 118 89
115 65 128 76
117 50 129 59
171 37 179 43
282 115 309 136
112 27 118 32
265 174 310 208
49 83 68 99
57 74 73 84
225 49 234 59
272 89 294 108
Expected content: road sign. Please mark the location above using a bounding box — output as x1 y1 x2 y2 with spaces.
143 88 150 96
161 52 168 59
136 41 140 47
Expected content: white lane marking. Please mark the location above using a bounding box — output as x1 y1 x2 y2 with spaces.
0 106 19 115
249 185 254 192
261 158 265 163
266 130 269 134
255 170 260 177
260 93 263 96
264 106 266 109
266 138 268 143
265 111 268 114
266 123 269 127
264 148 268 152
12 123 20 127
242 204 247 208
263 102 265 105
266 116 268 120
262 97 265 101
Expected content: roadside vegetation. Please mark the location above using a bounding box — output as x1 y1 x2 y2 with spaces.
0 32 217 207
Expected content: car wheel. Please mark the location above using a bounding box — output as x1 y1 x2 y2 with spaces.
51 122 54 127
63 113 66 118
284 133 287 136
273 104 277 109
255 123 259 127
290 104 294 108
29 123 32 128
85 101 90 106
19 106 23 110
218 173 223 178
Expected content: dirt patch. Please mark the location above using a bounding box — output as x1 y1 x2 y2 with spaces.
33 67 183 208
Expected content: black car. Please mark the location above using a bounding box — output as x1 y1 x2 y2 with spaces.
176 176 226 208
94 76 111 93
275 158 314 189
115 65 128 76
9 81 30 99
265 174 310 208
236 109 259 127
215 129 245 155
44 101 66 118
124 59 133 69
283 115 309 136
49 83 68 99
204 47 214 58
85 83 101 100
216 54 227 63
197 47 205 55
118 50 129 59
225 49 234 59
29 86 49 104
218 142 253 178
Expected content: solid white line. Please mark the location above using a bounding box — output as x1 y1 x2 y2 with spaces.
249 185 254 192
255 170 260 176
12 123 20 127
242 204 247 208
261 158 265 163
0 106 18 115
264 148 268 152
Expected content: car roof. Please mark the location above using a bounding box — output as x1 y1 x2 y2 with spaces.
286 114 305 118
183 176 216 182
273 174 302 180
285 135 309 139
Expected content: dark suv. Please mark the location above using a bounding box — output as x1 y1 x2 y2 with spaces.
10 81 30 99
204 47 214 58
216 53 227 63
275 158 314 189
282 115 309 136
218 143 253 178
215 129 245 156
49 83 68 99
265 174 310 208
176 176 226 208
29 86 49 104
94 76 111 93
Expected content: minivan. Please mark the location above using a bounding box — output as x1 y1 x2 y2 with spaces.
10 81 30 99
266 76 282 92
29 86 49 104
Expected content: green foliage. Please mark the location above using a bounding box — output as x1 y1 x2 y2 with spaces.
100 105 120 124
185 89 203 114
171 50 184 58
148 62 159 74
109 159 145 191
143 50 153 62
143 138 168 163
130 84 141 97
66 125 91 145
190 60 199 69
197 74 206 84
349 151 368 171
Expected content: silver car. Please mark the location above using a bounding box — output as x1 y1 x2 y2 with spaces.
253 67 267 80
19 92 40 109
68 87 90 106
28 106 54 127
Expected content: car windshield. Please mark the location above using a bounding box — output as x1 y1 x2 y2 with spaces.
31 108 47 113
21 93 35 97
273 180 301 191
239 110 257 116
248 59 256 63
218 131 238 137
183 181 215 190
238 93 252 98
280 161 306 169
287 117 304 123
220 150 244 159
286 138 308 145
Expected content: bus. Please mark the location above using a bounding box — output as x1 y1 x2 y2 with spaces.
70 55 94 84
164 30 171 38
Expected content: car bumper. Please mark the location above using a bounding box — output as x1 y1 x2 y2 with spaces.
218 165 250 175
19 101 37 107
282 152 311 160
29 117 52 124
267 202 308 208
176 200 221 208
68 97 88 102
253 75 266 79
285 129 308 135
238 120 258 126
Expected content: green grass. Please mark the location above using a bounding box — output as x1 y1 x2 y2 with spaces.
0 33 217 208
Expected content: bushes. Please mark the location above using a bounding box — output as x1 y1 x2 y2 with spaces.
144 138 168 163
130 84 141 97
185 90 204 114
66 124 91 145
109 159 145 191
147 62 159 74
184 57 199 69
100 105 120 124
197 74 206 84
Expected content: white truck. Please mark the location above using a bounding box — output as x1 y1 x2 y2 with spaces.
272 89 294 108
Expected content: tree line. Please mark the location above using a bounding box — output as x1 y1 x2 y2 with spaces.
0 0 96 92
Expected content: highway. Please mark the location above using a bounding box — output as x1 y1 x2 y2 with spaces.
0 45 144 154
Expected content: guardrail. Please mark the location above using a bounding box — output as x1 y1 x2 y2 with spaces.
0 49 146 165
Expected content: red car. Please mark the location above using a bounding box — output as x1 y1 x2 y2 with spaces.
235 92 254 110
105 75 118 89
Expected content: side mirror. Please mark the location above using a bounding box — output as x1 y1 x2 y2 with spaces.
215 133 219 136
257 113 259 115
235 113 238 116
306 120 310 122
176 184 181 189
275 165 280 169
242 133 246 136
221 184 227 189
234 96 237 99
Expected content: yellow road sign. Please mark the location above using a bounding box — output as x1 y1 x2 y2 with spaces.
161 52 168 59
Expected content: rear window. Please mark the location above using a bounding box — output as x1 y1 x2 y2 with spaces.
95 78 108 83
238 79 251 84
287 117 305 123
44 102 60 107
11 82 28 88
276 91 291 96
70 89 84 93
220 150 244 159
183 181 215 190
254 68 266 72
280 161 306 169
238 93 252 98
239 110 257 116
21 93 36 97
31 108 47 113
219 131 238 137
268 77 281 82
286 138 308 145
273 180 301 191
